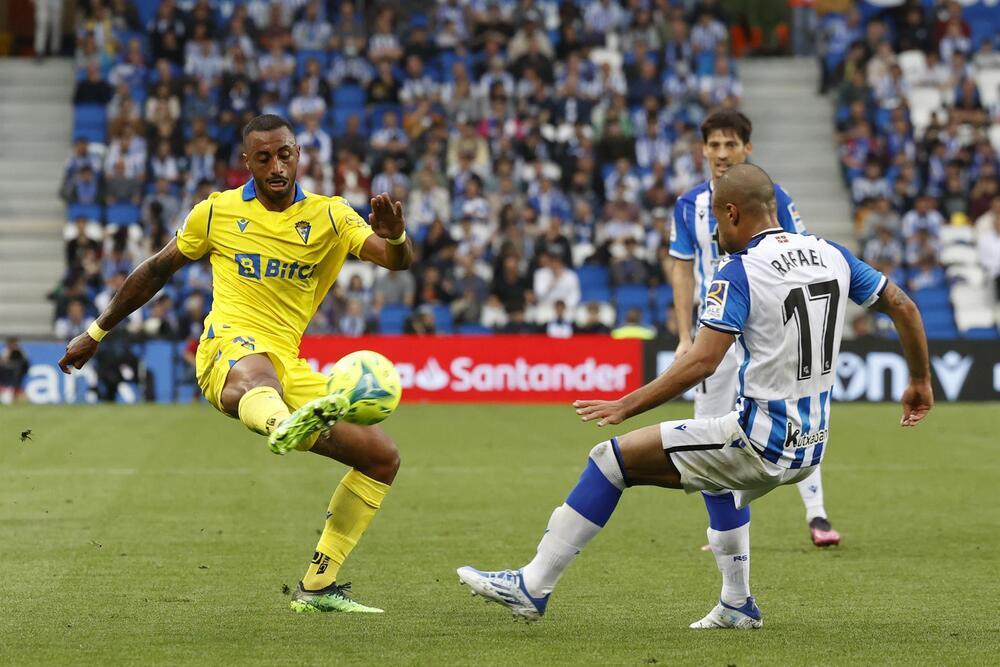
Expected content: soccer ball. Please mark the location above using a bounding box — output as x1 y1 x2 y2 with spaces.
326 350 402 425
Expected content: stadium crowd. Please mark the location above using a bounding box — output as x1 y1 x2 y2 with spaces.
820 0 1000 337
55 0 743 343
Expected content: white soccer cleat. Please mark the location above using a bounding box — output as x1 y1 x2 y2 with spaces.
456 566 549 622
689 597 763 629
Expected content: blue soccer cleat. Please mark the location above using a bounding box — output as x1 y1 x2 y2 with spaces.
456 566 549 621
689 596 763 629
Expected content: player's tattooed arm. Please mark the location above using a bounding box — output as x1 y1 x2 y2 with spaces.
58 238 192 372
871 280 933 426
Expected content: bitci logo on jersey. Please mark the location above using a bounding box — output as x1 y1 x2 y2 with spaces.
234 253 317 280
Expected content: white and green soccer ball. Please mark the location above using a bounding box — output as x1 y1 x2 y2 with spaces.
326 350 402 425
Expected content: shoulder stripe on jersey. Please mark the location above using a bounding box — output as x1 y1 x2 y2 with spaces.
701 321 740 335
206 203 214 236
327 206 339 235
861 275 888 308
763 399 786 463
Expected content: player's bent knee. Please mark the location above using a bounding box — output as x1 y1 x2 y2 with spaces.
361 429 400 484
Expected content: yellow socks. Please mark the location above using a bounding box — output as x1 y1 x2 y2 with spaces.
302 469 390 591
237 386 291 435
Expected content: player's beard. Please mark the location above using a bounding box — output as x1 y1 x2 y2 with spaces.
258 175 293 203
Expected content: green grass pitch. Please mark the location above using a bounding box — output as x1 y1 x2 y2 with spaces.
1 403 997 665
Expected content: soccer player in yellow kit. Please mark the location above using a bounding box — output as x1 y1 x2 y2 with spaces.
59 114 414 613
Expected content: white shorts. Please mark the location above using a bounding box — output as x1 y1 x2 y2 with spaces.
694 344 740 419
660 411 815 509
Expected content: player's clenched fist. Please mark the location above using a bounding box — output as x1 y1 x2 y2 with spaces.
368 192 405 240
58 332 99 373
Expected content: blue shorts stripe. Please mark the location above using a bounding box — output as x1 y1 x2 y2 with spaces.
790 447 806 469
810 442 825 466
763 399 787 463
797 395 812 435
818 390 829 430
565 459 622 527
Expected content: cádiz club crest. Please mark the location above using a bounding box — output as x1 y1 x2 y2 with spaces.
294 220 311 244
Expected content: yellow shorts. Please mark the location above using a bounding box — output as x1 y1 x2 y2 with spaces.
195 325 327 414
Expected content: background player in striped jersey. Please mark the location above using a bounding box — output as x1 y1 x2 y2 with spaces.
670 109 841 547
457 163 932 628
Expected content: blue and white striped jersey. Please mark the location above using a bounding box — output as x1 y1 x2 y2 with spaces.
670 180 806 317
699 229 887 469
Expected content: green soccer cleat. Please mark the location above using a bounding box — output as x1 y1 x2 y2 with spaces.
289 581 384 614
268 392 350 455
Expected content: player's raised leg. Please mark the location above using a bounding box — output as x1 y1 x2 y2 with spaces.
796 467 841 546
289 421 399 613
457 424 683 621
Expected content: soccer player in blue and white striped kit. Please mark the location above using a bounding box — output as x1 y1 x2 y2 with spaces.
458 164 933 628
670 109 842 547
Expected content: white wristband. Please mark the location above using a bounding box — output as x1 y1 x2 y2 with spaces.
386 230 407 246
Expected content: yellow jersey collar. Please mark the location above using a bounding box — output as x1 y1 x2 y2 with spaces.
242 179 307 204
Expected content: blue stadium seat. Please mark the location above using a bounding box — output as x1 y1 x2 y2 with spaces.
133 0 160 26
379 305 411 334
67 203 103 222
432 305 454 333
581 286 611 304
106 203 141 226
922 310 958 340
456 323 492 335
334 84 366 111
577 265 610 291
962 327 1000 340
913 287 951 312
296 50 330 79
615 285 650 309
73 104 107 142
653 284 674 319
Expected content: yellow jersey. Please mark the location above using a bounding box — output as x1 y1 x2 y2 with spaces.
175 180 374 358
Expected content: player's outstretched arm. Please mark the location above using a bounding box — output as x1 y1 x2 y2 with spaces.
670 258 695 356
360 192 413 270
871 281 933 426
58 238 192 373
575 326 733 426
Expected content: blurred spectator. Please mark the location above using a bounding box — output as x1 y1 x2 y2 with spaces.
499 308 538 334
545 300 574 338
54 298 88 340
976 196 1000 294
0 338 30 404
533 252 581 310
404 305 437 335
611 307 655 339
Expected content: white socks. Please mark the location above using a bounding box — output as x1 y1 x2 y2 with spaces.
522 503 599 597
521 441 627 598
796 466 827 521
706 523 751 607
